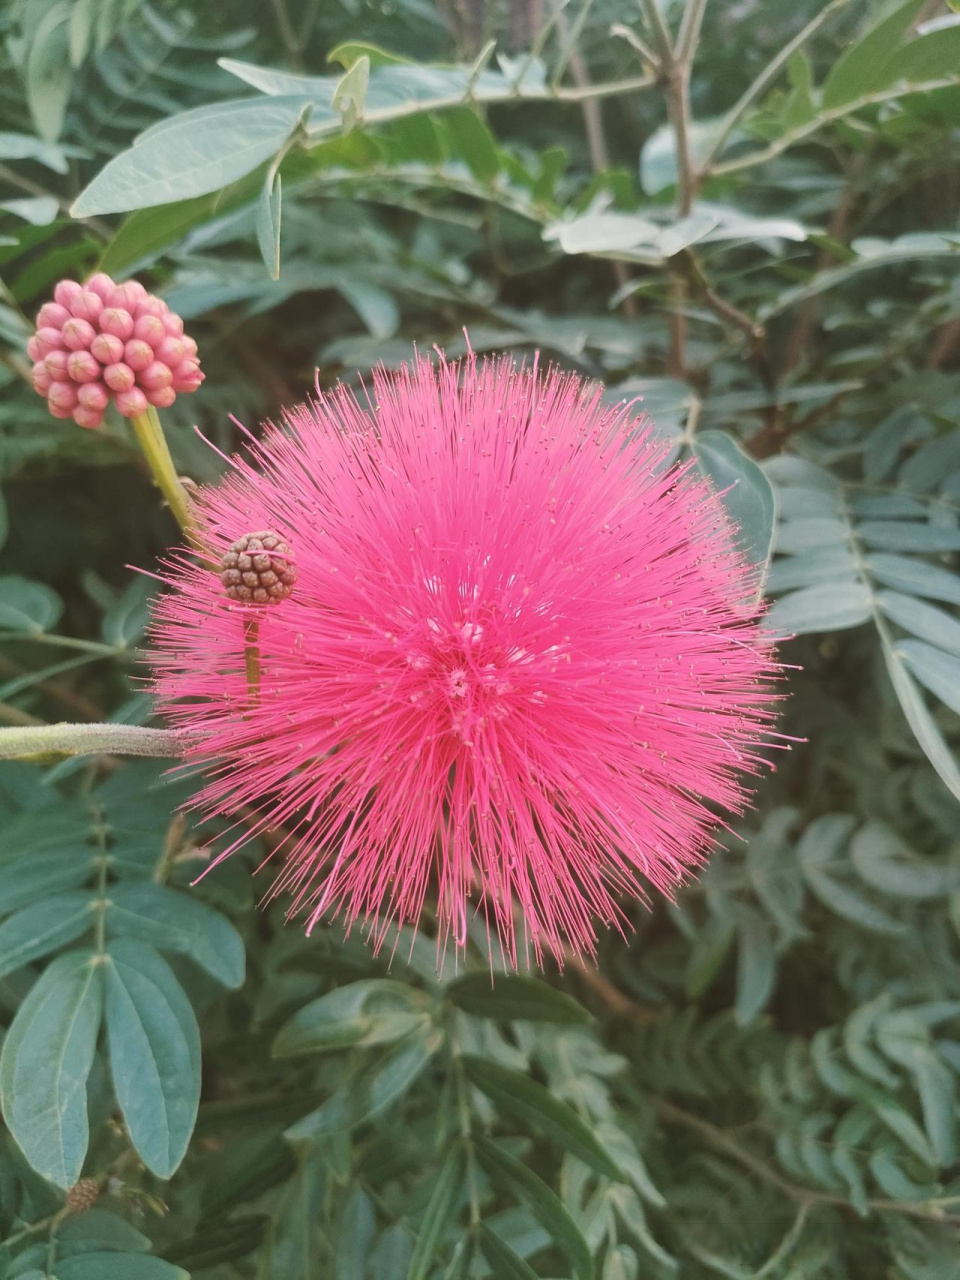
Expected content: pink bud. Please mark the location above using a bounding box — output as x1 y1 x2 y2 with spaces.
32 362 52 394
172 360 204 392
139 360 172 390
115 386 148 417
37 302 70 330
104 362 135 393
99 307 135 341
123 338 153 372
72 405 103 429
146 385 177 409
67 350 101 384
44 350 70 379
78 381 109 412
48 380 78 411
154 335 185 368
26 336 41 362
69 290 103 324
54 280 83 309
91 332 124 365
35 327 65 357
135 295 167 320
133 313 165 348
85 273 115 301
108 281 147 311
181 335 198 359
61 318 96 351
48 398 74 420
162 312 184 337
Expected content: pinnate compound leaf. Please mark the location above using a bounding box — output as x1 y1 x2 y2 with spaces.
883 641 960 801
104 940 201 1179
105 882 245 988
447 972 590 1024
462 1055 620 1178
767 582 872 634
0 949 102 1188
474 1135 593 1280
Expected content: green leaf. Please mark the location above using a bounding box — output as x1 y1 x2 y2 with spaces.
285 1028 440 1139
105 882 245 989
686 915 736 999
461 1056 620 1178
256 171 282 280
25 3 72 143
72 98 311 216
407 1146 464 1280
734 910 776 1024
767 581 872 634
866 554 960 606
440 106 500 182
58 1207 152 1254
821 0 924 109
0 949 102 1188
877 591 960 656
327 41 412 70
896 640 960 715
0 575 64 632
691 430 777 574
100 578 154 649
104 940 201 1179
478 1225 540 1280
474 1136 593 1280
273 980 429 1055
850 822 960 898
334 1185 376 1277
884 640 960 801
55 1255 189 1279
0 892 94 979
334 56 370 132
859 522 960 553
447 973 590 1024
0 847 93 916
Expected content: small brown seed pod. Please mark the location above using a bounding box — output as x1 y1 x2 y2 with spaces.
220 530 297 605
65 1177 100 1214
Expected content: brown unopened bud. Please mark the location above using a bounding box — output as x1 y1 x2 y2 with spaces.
220 531 297 605
66 1177 100 1214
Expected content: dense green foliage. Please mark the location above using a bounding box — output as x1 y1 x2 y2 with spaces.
2 0 960 1276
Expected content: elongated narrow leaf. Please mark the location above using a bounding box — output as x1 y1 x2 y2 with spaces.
867 554 960 606
256 171 282 279
734 910 776 1025
105 882 245 988
859 522 960 553
478 1225 540 1279
408 1145 464 1280
767 581 872 634
896 641 960 715
877 591 960 657
0 891 94 978
462 1056 620 1178
285 1028 440 1140
104 940 201 1178
884 640 960 801
447 973 590 1024
474 1136 593 1280
0 949 102 1188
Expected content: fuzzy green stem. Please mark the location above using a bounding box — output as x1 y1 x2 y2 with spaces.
130 407 196 540
0 722 184 760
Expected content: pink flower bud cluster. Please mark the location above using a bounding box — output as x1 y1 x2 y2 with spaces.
27 275 204 429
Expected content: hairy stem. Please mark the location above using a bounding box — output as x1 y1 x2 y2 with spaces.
0 722 184 760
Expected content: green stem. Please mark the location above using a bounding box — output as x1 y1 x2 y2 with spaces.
0 722 184 760
130 407 196 541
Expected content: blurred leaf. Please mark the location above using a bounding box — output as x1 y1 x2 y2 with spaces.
447 973 590 1024
408 1145 464 1280
462 1056 620 1178
256 171 282 279
25 3 72 143
478 1225 540 1279
55 1256 188 1279
691 430 777 575
734 910 776 1025
821 0 923 109
0 576 64 632
274 979 428 1055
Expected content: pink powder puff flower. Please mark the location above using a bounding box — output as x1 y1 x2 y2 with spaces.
149 353 782 967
